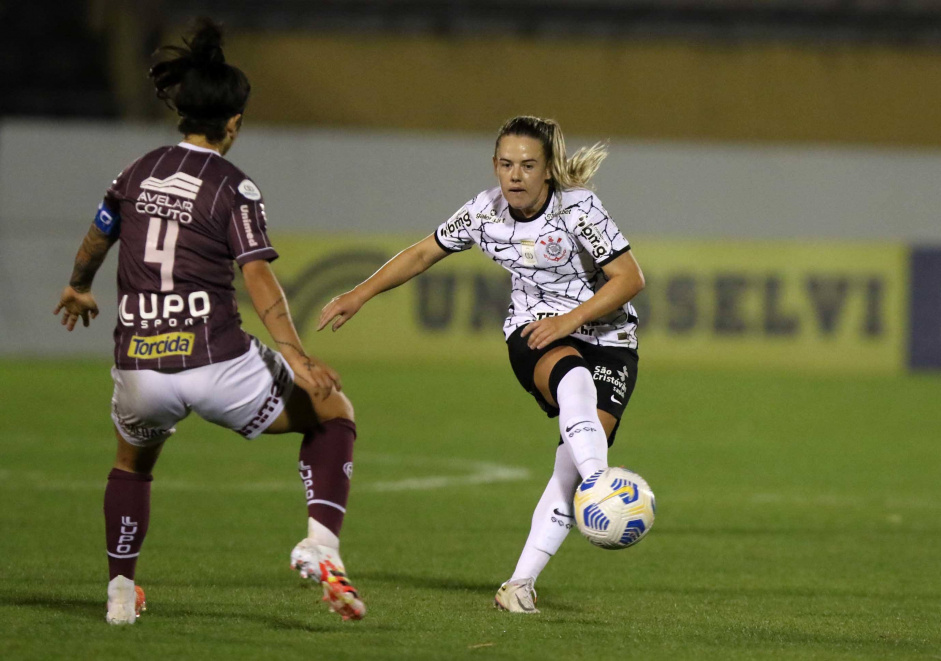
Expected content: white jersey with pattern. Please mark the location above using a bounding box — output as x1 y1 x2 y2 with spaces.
434 186 638 349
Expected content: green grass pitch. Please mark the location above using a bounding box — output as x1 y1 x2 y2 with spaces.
1 359 939 660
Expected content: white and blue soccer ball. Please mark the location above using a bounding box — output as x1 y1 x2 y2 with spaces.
573 467 656 550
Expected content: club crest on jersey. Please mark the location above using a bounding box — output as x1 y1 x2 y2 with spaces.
238 179 262 201
539 235 569 263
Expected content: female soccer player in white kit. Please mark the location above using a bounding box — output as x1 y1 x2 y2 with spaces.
54 19 365 624
320 115 645 612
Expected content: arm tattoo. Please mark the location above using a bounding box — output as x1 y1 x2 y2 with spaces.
69 226 114 293
260 295 285 322
275 339 308 359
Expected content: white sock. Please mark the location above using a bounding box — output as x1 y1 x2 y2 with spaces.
307 516 339 549
510 444 582 582
556 367 608 479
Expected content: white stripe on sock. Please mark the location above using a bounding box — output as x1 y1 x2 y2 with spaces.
307 499 346 513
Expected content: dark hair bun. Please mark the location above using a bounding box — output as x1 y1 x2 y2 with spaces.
186 17 226 65
149 17 251 141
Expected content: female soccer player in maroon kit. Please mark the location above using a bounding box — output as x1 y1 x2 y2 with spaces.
54 19 365 624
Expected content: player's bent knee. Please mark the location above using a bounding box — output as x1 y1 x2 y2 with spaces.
533 346 583 406
548 354 591 404
113 428 165 474
316 390 355 424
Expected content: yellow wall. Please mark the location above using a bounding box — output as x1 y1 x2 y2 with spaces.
239 235 909 373
223 33 941 146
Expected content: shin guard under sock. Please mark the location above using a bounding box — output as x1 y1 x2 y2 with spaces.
298 418 356 538
104 468 152 581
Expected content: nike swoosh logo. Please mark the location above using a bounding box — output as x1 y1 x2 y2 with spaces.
493 245 513 252
552 508 574 519
611 396 622 404
565 420 591 432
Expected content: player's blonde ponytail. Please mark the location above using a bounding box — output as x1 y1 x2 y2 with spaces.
547 119 608 190
495 116 608 191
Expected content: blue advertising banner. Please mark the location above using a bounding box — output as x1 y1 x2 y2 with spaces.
909 247 941 369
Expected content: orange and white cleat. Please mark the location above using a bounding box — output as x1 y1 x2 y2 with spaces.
135 585 147 615
291 539 365 621
317 557 366 621
106 576 146 624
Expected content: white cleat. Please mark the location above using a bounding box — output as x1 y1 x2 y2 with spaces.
106 575 146 625
494 578 539 613
291 538 365 621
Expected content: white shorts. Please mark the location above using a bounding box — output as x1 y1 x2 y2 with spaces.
111 337 295 447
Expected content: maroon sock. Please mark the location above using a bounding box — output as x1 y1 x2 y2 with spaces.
104 468 152 581
298 418 356 537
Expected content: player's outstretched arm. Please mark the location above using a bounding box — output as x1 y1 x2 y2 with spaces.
54 224 116 331
318 233 449 332
522 250 645 350
242 259 341 399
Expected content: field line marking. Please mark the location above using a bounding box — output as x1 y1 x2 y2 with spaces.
0 458 530 494
365 461 528 492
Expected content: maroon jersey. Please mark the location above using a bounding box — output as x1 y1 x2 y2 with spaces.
99 142 278 370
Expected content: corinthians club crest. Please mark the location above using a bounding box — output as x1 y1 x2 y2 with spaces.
539 235 570 263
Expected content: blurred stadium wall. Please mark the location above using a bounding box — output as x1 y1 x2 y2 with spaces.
2 1 940 369
226 35 941 147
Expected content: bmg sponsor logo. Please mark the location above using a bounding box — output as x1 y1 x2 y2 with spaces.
575 216 611 259
439 210 472 239
127 332 195 359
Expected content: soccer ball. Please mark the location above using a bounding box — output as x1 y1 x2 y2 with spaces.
573 467 656 550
